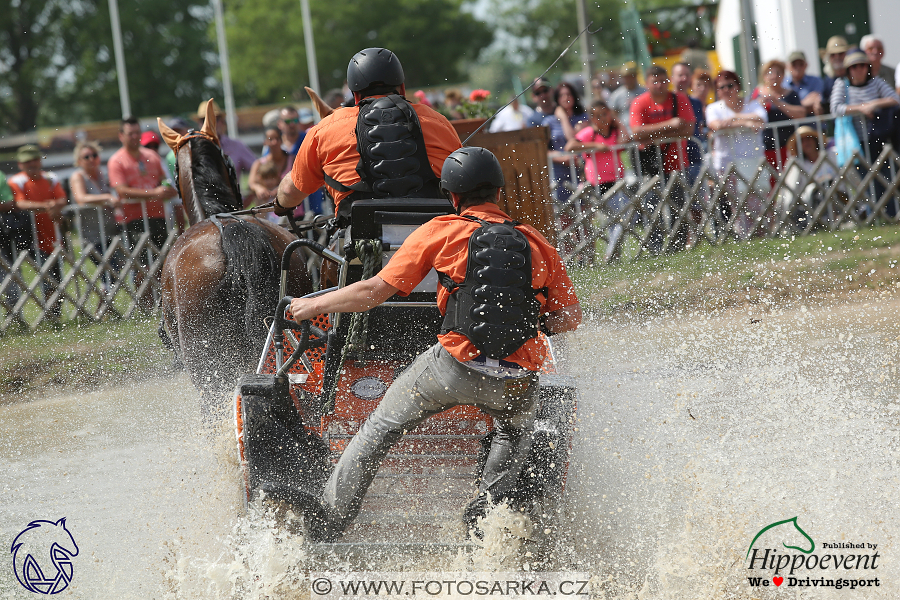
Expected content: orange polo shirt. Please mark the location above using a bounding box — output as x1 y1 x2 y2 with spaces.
8 171 67 254
290 99 462 210
377 203 579 371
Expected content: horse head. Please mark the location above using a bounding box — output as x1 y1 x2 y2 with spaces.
746 516 815 560
11 518 79 593
306 87 334 119
158 99 242 225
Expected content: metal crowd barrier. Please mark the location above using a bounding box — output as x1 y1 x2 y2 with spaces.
0 200 179 334
550 112 900 265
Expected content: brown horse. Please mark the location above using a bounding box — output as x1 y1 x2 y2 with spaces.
158 100 313 409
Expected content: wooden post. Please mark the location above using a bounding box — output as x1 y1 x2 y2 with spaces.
452 125 557 245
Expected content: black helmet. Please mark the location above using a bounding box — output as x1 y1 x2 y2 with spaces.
347 48 405 94
440 147 505 196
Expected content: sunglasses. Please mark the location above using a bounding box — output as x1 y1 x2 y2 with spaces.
717 83 737 91
282 118 300 124
81 152 99 160
532 88 550 95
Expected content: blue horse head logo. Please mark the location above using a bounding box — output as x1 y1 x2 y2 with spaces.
11 518 79 595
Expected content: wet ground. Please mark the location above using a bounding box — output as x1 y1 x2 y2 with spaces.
1 297 898 598
561 298 899 598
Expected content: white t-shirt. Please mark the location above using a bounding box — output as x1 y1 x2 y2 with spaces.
706 99 768 172
489 103 536 132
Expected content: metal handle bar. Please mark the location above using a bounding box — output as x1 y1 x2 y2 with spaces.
279 238 346 299
273 295 328 380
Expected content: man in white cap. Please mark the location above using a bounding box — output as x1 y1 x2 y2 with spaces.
821 35 850 114
608 64 645 128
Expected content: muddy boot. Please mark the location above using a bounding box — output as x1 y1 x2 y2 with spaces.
257 482 344 543
240 376 331 495
464 493 491 540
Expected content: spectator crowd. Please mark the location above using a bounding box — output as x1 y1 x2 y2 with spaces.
504 34 900 259
0 99 329 315
4 36 900 293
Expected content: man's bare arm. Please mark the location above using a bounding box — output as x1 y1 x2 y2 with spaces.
14 197 67 211
631 118 693 143
113 184 175 201
276 173 309 211
291 276 398 322
708 114 766 132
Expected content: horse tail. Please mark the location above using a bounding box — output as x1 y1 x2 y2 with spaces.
219 218 280 351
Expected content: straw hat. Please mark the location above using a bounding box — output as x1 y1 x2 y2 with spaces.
786 125 824 158
819 35 849 59
843 50 869 69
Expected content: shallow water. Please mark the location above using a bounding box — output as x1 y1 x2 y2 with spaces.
1 298 898 598
0 376 244 599
562 299 899 598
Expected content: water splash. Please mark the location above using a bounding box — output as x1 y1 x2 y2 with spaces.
559 302 900 598
4 301 898 599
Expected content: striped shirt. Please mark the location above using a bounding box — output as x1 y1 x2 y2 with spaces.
830 76 899 115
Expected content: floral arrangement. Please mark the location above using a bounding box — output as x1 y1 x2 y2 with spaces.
458 89 493 119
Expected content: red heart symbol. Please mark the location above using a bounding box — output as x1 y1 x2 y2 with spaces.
773 577 784 586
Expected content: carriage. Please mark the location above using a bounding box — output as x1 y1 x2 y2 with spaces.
159 101 578 558
233 195 579 558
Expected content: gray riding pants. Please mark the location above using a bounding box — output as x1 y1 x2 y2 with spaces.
322 342 538 525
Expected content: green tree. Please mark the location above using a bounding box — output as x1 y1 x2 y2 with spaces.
484 0 624 75
0 0 218 133
0 1 70 133
50 0 219 125
224 0 493 105
483 0 706 81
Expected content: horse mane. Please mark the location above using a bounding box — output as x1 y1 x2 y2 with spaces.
189 136 243 217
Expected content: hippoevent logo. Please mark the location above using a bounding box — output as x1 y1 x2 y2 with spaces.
745 516 880 591
10 518 79 594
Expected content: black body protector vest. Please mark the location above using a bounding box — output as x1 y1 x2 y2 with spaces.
439 217 547 360
327 94 442 225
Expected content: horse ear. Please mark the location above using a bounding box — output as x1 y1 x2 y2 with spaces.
157 118 182 152
306 87 333 120
201 99 221 146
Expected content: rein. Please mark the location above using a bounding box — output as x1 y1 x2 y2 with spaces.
218 204 334 235
462 22 599 144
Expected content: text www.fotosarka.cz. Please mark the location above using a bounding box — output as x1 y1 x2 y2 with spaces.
309 572 591 599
